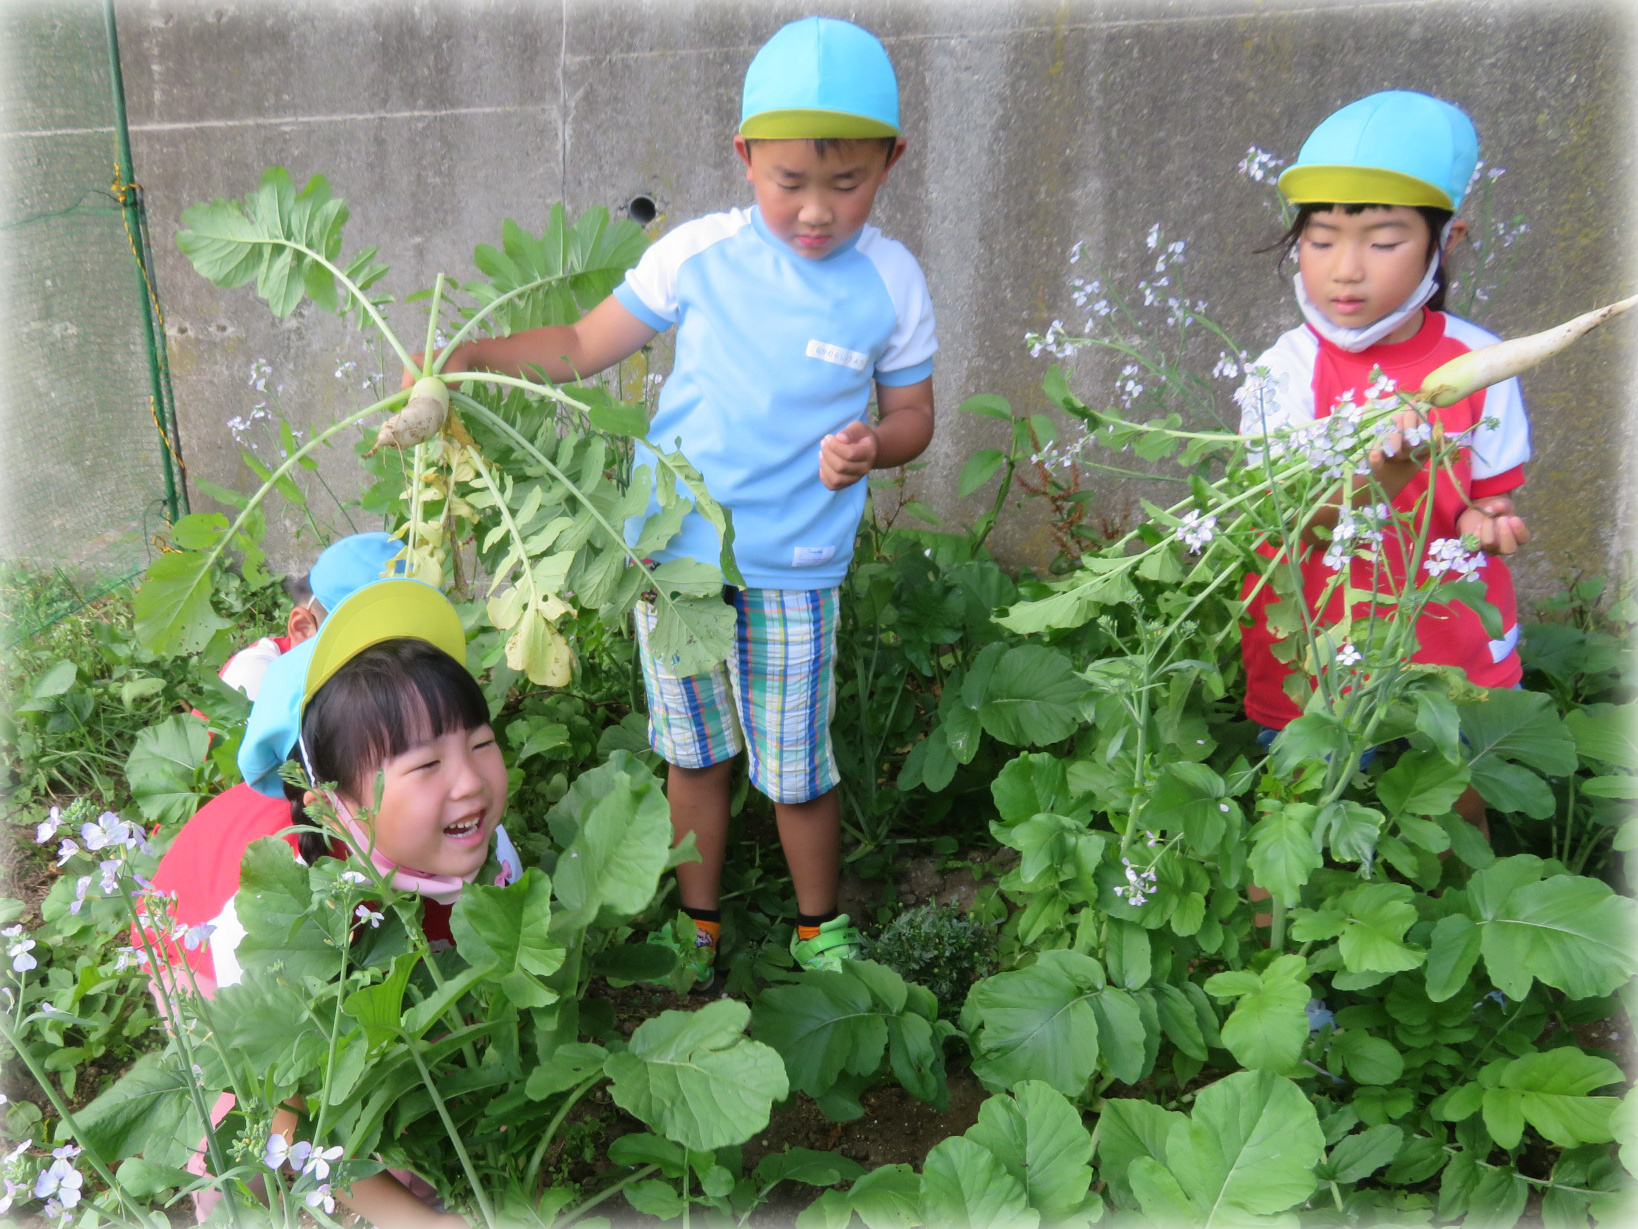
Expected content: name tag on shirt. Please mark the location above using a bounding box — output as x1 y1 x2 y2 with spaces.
806 339 869 371
792 546 837 567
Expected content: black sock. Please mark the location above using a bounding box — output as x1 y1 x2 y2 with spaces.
795 909 838 929
681 905 721 924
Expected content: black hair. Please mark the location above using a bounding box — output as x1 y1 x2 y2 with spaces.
1267 202 1456 312
283 638 491 865
742 135 899 162
282 570 314 607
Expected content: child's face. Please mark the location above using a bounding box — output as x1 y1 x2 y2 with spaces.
342 723 509 878
1298 206 1440 339
733 136 905 260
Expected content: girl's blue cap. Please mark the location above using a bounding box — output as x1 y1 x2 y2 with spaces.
238 578 467 798
1278 90 1479 211
740 17 899 140
308 532 405 614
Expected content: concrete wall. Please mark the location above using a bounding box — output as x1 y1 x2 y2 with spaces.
115 0 1635 602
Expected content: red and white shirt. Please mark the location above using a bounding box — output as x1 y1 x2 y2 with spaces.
1236 310 1531 729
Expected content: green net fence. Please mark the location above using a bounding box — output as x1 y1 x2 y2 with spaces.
0 0 183 640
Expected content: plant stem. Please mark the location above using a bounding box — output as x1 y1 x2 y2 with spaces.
552 1164 657 1226
407 1040 497 1228
522 1075 602 1193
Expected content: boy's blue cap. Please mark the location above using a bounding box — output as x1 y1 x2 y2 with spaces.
1278 90 1479 211
308 532 405 614
239 578 467 798
740 17 899 140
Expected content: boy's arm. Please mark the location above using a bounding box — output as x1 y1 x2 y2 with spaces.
818 377 935 491
402 295 657 388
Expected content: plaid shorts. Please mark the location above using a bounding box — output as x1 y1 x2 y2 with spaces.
633 587 840 805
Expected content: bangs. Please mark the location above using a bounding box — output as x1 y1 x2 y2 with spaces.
299 638 490 800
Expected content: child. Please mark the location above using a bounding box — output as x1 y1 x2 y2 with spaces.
141 577 520 1226
218 531 405 701
1237 90 1532 832
410 17 937 980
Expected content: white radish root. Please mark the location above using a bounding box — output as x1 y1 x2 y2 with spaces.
1418 293 1637 408
365 377 449 457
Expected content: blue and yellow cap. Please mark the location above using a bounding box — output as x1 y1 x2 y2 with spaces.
239 578 467 798
1278 90 1479 211
740 17 899 140
307 532 406 615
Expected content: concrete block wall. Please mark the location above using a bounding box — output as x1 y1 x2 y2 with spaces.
116 0 1634 601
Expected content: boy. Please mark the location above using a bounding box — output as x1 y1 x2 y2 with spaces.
412 17 936 979
219 531 407 701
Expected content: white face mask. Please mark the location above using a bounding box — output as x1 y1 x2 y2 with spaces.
1295 218 1455 352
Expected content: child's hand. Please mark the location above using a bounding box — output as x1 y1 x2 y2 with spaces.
400 348 471 391
1369 408 1434 473
1457 495 1530 555
819 421 879 490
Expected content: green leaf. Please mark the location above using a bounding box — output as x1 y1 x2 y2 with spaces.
448 869 566 1008
1481 1048 1623 1149
1205 953 1310 1072
124 715 211 826
844 1164 922 1229
134 544 232 655
963 1081 1095 1223
342 951 419 1049
76 1049 198 1168
1376 749 1469 817
1324 1124 1403 1184
965 951 1104 1095
1164 1070 1325 1219
1563 703 1638 768
965 645 1086 746
753 968 889 1099
550 765 672 929
1328 1030 1404 1086
234 837 343 985
524 1042 609 1100
1097 1098 1184 1209
958 449 1007 498
1247 802 1322 905
1335 883 1425 974
753 1147 867 1191
1460 687 1579 775
1148 761 1232 855
1424 915 1483 1002
920 1136 1040 1229
1479 873 1638 1001
605 999 788 1151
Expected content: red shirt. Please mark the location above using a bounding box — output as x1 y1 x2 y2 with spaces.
1237 312 1530 729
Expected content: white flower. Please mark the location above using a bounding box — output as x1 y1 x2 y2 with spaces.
0 1178 17 1214
183 923 215 951
1068 239 1084 264
1336 643 1363 668
355 905 383 928
33 1157 83 1209
338 870 371 886
50 1144 79 1161
8 939 37 973
1424 538 1487 579
35 807 64 844
1236 145 1286 184
304 1183 337 1215
1177 510 1218 553
54 839 80 867
302 1144 343 1181
1145 222 1161 251
3 1138 31 1168
265 1134 312 1171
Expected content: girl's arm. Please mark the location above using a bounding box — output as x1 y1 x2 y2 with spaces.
270 1105 469 1228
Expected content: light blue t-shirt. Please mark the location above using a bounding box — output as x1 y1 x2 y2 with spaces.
614 206 937 589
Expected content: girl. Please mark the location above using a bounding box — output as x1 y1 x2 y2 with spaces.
142 577 521 1227
1237 90 1532 758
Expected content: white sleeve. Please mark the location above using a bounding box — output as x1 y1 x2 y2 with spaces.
614 210 751 329
1467 375 1531 481
1236 327 1317 436
856 231 938 381
219 638 283 702
208 897 246 989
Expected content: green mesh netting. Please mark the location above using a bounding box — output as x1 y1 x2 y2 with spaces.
0 0 182 637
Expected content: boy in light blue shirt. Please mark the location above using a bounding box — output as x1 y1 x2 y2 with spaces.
422 17 937 980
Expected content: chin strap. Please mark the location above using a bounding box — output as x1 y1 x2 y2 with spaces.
1296 219 1455 352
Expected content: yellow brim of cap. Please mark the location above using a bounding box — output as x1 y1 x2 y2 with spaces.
739 109 899 139
1278 165 1453 211
304 578 467 703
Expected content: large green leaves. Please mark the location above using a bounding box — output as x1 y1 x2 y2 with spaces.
448 870 566 1008
1459 688 1577 818
961 1081 1098 1225
1440 1047 1623 1150
605 999 788 1151
177 167 387 321
1424 856 1638 1001
123 715 212 826
1204 953 1310 1072
1107 1070 1325 1226
462 204 649 334
962 950 1112 1095
546 758 672 931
